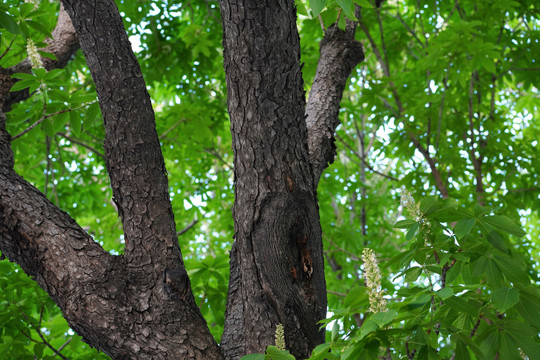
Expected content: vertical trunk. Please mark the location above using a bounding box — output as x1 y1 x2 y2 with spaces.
218 1 326 358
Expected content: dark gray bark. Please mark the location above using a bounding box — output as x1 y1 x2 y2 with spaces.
306 23 364 187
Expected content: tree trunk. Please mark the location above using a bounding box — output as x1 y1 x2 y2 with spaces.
218 1 363 359
218 0 326 353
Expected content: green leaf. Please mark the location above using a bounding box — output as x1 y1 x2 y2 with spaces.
43 69 65 81
10 79 38 92
370 309 396 327
309 343 332 360
405 222 419 240
11 73 36 81
491 288 519 313
25 20 52 38
481 216 526 237
505 321 540 359
19 3 35 18
309 0 326 17
455 338 471 360
354 0 374 8
265 346 295 360
394 219 417 228
0 10 19 34
70 110 82 136
498 332 523 360
515 286 540 328
436 287 453 300
331 321 339 342
335 0 355 18
32 68 47 80
445 295 478 316
454 219 475 239
404 266 422 283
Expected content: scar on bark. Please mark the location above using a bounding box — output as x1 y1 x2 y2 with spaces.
297 234 313 279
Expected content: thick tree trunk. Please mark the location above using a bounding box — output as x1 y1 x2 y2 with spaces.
218 1 327 358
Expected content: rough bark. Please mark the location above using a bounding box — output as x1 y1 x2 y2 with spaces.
0 5 79 112
0 0 223 357
306 23 364 187
218 1 327 359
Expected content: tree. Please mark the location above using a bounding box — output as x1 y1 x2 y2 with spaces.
1 0 363 358
1 0 539 359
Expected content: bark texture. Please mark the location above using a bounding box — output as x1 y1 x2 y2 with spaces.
0 5 79 112
218 1 326 359
306 23 364 187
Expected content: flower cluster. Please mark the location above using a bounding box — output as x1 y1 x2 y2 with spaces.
400 186 431 234
275 323 286 351
362 248 388 313
25 0 39 9
26 39 44 70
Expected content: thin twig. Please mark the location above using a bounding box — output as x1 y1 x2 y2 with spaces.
177 218 199 236
19 309 70 360
393 12 425 48
327 290 347 297
0 36 17 61
57 132 105 160
11 104 90 141
318 14 325 32
335 134 399 181
159 118 187 139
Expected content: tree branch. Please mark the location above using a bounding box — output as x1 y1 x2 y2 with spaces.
57 132 105 160
306 23 364 188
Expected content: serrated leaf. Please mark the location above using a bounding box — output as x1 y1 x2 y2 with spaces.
38 50 57 60
331 321 339 342
436 287 453 299
405 222 419 240
32 68 47 79
481 216 526 237
491 288 519 313
355 0 374 8
0 11 19 34
19 3 35 18
455 338 471 360
70 110 82 136
499 332 522 360
404 266 422 283
310 343 331 360
370 309 396 327
309 0 326 17
10 79 37 92
11 72 36 81
394 219 417 228
344 285 367 309
454 219 475 239
25 20 52 38
43 69 65 81
265 346 295 360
